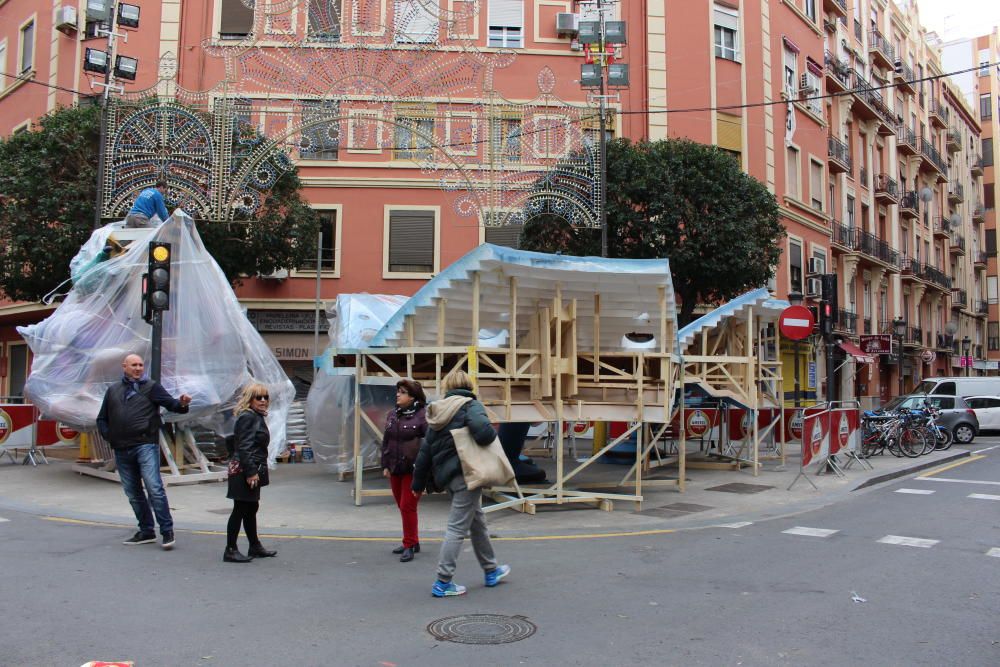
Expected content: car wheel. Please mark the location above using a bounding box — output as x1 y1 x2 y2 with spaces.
953 423 976 444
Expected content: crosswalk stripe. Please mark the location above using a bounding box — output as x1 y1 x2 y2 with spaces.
987 548 1000 558
716 521 753 529
968 493 1000 501
895 488 935 495
782 527 839 537
878 535 939 548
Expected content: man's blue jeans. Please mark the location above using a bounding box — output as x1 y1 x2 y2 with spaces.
114 443 173 535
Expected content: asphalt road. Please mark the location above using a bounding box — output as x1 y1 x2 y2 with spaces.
2 442 1000 667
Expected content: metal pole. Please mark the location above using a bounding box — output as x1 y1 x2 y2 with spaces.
312 230 323 381
150 309 163 384
598 0 608 258
793 339 801 407
897 335 904 396
826 338 835 404
92 1 121 229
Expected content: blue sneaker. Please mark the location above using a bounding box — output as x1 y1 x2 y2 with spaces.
484 564 510 587
432 580 467 597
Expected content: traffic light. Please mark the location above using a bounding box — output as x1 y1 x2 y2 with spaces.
143 241 171 323
821 274 838 325
819 300 834 337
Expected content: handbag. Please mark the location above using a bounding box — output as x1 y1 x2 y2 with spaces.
451 426 515 491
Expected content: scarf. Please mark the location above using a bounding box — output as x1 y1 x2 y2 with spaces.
122 375 148 403
396 402 421 418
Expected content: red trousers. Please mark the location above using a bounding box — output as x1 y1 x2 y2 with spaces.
389 473 420 547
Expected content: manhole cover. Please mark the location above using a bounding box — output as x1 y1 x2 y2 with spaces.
705 482 774 494
427 614 536 645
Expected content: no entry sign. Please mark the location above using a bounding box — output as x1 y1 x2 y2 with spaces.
779 305 815 340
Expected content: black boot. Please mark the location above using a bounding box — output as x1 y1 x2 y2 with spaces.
224 547 252 563
399 547 415 562
393 542 420 554
248 542 277 558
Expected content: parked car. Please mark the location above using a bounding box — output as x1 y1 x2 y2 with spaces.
880 394 979 444
963 396 1000 431
913 377 1000 399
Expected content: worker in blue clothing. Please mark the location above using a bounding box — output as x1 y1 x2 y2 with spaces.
125 180 171 228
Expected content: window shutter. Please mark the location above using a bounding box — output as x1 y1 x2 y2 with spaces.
489 0 523 28
484 224 522 248
395 0 439 42
716 112 742 152
220 0 254 35
389 210 435 272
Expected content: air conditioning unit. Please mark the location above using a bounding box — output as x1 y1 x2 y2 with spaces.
258 268 289 281
56 5 78 35
799 73 817 95
805 276 823 298
807 257 825 275
556 13 579 36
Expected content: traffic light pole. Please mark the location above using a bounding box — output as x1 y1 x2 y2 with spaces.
150 309 163 383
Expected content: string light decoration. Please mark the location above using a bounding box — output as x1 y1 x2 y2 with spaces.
100 0 602 229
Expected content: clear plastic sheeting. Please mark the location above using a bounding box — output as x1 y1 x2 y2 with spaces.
328 293 407 348
305 366 396 473
18 211 295 463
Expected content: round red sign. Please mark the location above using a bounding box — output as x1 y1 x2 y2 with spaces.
779 305 815 341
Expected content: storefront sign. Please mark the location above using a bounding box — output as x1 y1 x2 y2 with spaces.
248 310 328 333
263 333 319 361
859 334 892 355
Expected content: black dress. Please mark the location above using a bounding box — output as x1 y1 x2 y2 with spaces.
227 409 270 502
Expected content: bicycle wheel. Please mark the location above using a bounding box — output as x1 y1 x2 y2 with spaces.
933 426 953 451
920 426 938 455
899 427 929 458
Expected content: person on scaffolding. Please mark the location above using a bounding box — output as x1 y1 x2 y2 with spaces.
125 179 170 228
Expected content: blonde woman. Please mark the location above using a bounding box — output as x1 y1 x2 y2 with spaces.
411 371 510 597
224 382 277 563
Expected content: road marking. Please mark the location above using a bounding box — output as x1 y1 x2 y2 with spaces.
919 477 1000 486
968 493 1000 501
977 445 1000 453
918 455 986 477
0 516 8 523
987 548 1000 558
895 488 935 495
877 535 939 548
716 521 753 529
782 527 839 538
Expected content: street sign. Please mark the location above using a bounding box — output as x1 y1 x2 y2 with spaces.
920 349 936 364
859 334 893 355
779 305 815 340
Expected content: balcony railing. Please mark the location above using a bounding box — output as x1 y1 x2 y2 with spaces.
832 221 859 249
896 124 918 154
824 0 848 17
857 230 900 268
929 99 949 127
933 217 951 237
952 289 968 308
874 173 898 201
836 309 858 333
824 51 851 90
937 333 955 350
923 264 952 289
946 128 962 152
977 301 989 315
827 135 852 172
948 180 964 202
950 234 966 254
919 137 948 175
869 29 895 67
975 250 988 265
900 190 919 217
894 60 915 92
971 155 985 175
905 326 923 345
973 203 986 222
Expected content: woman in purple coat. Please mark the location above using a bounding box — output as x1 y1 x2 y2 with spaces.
382 379 427 562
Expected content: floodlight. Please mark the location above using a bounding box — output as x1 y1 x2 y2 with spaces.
577 21 601 45
580 63 602 88
607 63 630 87
117 3 140 28
83 48 110 75
604 21 627 45
86 0 110 22
114 55 138 81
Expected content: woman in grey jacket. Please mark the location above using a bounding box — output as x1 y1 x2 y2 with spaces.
411 371 510 597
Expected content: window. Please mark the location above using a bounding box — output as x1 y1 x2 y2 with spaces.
19 20 34 74
395 0 439 44
219 0 253 38
785 146 800 199
713 5 739 61
484 222 523 248
301 209 338 271
6 344 28 403
490 116 521 162
789 239 803 295
804 70 822 115
990 322 999 350
488 0 524 48
307 0 342 41
300 101 340 160
347 110 383 152
984 138 994 167
809 160 824 211
981 94 993 120
986 228 997 256
804 0 817 22
988 276 998 304
387 209 436 274
782 43 797 95
980 49 991 77
846 195 855 228
394 106 435 159
716 112 742 157
0 40 7 82
986 183 995 210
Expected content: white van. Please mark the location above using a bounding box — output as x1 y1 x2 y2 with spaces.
914 376 1000 398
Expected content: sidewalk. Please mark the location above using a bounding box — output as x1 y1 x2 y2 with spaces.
0 446 972 539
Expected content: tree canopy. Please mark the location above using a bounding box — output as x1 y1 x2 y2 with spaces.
519 138 786 324
0 103 319 303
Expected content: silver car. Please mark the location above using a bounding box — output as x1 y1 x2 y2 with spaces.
881 394 979 445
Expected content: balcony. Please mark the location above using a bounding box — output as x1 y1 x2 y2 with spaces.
976 300 989 317
904 326 923 347
869 30 896 70
857 230 901 269
896 124 918 156
926 265 952 290
952 288 968 309
948 181 964 203
824 51 851 92
899 191 919 219
836 309 858 334
850 70 882 121
827 135 852 174
936 333 955 350
946 128 962 153
949 234 966 256
928 99 949 129
974 250 988 268
832 221 859 251
973 202 986 223
971 155 984 177
933 217 951 239
919 137 948 180
900 254 920 282
874 173 899 203
824 0 848 19
894 60 916 94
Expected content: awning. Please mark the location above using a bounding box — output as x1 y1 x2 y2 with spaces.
839 341 875 364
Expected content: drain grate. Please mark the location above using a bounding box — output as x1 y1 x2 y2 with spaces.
705 482 774 494
427 614 537 645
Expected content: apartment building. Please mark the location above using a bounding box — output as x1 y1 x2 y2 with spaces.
0 0 994 406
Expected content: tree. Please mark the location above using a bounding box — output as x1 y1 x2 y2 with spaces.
0 104 319 303
520 138 785 324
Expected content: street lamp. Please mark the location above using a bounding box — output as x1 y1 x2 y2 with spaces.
962 335 972 377
789 291 803 407
893 317 907 396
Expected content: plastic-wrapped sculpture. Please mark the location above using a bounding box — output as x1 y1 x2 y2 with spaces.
18 211 295 463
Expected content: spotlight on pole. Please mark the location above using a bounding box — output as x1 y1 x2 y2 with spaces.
83 48 110 75
114 55 139 80
116 3 140 28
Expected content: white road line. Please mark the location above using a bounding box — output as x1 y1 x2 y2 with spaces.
968 493 1000 501
782 527 839 538
977 445 1000 453
0 516 8 523
917 477 1000 486
987 548 1000 558
895 488 935 495
716 521 753 529
877 535 939 548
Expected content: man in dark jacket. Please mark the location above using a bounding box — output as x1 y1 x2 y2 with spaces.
96 354 191 549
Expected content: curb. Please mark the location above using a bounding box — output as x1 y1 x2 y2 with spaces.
850 449 971 491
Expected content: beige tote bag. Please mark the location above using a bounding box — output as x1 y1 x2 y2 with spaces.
451 427 516 490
